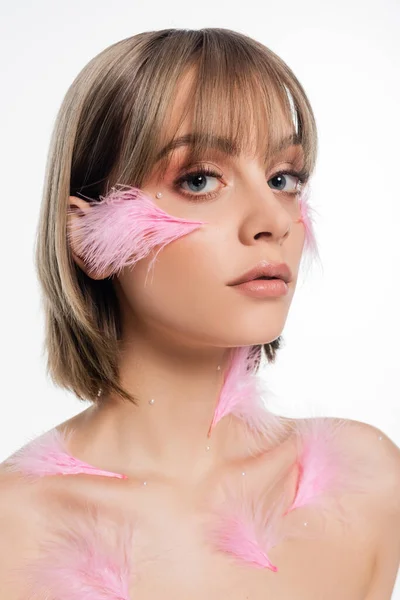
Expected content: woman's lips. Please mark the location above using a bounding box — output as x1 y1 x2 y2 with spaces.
231 278 289 298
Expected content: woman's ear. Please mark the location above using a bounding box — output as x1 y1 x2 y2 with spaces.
67 195 113 280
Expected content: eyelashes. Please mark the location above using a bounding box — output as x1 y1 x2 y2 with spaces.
67 180 319 282
172 165 310 201
173 166 223 201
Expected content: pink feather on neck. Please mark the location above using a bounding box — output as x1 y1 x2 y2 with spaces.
208 346 286 448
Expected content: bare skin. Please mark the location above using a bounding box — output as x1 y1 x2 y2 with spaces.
0 418 399 599
0 67 399 597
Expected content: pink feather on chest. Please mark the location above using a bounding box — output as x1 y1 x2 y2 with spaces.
5 346 369 595
5 429 134 598
205 414 363 572
21 506 135 600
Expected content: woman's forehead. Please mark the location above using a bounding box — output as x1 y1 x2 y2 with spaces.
150 66 303 178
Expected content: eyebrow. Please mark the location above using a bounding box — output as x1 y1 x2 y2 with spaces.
155 132 302 162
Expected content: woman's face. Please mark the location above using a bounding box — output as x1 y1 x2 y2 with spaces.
113 77 306 350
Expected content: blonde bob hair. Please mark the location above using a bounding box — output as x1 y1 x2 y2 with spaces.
35 27 318 405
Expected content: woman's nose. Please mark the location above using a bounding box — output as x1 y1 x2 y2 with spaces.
237 186 293 247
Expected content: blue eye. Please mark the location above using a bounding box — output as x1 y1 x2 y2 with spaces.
268 170 308 195
172 166 310 201
173 166 223 200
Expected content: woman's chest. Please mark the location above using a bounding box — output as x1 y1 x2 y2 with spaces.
12 420 378 599
27 475 372 600
125 503 372 600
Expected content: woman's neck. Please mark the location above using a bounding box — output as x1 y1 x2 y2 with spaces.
65 336 248 483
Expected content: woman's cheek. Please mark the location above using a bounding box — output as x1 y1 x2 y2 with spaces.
67 185 208 279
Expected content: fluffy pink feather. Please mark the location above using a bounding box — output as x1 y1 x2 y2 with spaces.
207 417 378 571
205 477 289 572
67 184 207 278
208 346 286 448
284 417 376 516
4 427 128 480
295 184 319 262
20 504 135 600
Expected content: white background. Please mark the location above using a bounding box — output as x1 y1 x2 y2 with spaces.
1 0 399 595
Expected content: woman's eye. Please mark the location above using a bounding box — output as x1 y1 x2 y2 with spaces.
268 171 302 194
173 168 223 200
172 167 306 201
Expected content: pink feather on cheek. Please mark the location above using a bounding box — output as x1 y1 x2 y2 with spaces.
67 184 208 279
294 184 319 262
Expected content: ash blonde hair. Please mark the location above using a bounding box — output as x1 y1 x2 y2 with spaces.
35 27 318 404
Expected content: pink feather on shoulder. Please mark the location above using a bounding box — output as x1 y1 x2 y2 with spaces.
4 427 128 480
206 416 376 571
284 417 376 515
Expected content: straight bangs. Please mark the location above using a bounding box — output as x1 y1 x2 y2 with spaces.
107 29 318 192
151 34 316 187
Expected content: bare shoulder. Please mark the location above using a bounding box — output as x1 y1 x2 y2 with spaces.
0 464 46 597
305 416 399 499
331 417 400 504
340 419 400 599
296 416 400 599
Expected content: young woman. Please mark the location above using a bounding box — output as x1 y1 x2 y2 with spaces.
1 27 399 599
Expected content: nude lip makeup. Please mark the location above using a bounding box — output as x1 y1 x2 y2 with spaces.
231 278 289 298
228 261 292 286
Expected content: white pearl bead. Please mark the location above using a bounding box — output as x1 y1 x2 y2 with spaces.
155 192 163 199
378 435 383 440
241 471 246 476
149 398 155 405
303 521 308 527
217 365 221 371
206 445 210 451
143 481 147 486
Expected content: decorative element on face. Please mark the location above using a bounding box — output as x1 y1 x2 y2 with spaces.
294 183 320 265
67 184 208 279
